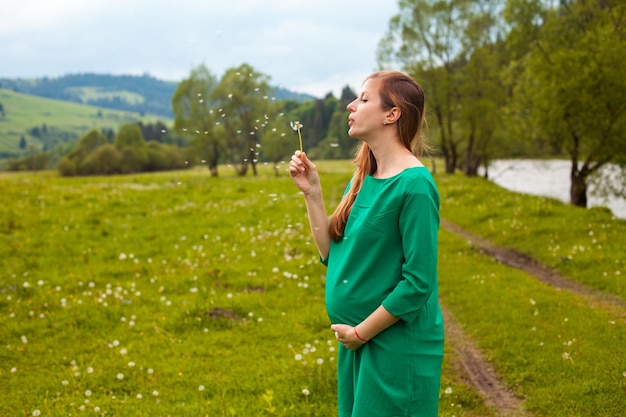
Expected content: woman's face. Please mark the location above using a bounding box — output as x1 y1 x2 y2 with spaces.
346 78 387 140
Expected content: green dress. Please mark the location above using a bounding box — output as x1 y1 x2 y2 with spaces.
323 167 444 417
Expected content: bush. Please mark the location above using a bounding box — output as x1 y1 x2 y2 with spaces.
119 146 149 174
57 157 77 176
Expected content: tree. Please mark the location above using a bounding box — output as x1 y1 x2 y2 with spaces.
69 129 108 161
172 65 221 176
378 0 475 173
115 123 145 149
457 40 508 176
80 144 121 175
211 63 273 176
114 124 147 173
318 87 357 160
509 0 626 207
19 136 27 150
378 0 510 176
261 108 292 176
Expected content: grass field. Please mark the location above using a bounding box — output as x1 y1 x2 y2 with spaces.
0 88 167 155
1 162 624 416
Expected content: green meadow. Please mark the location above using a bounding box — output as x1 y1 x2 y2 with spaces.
1 161 625 416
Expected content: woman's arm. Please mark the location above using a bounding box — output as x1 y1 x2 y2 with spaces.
289 151 331 259
331 306 399 351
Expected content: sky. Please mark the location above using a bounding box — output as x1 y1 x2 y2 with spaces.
1 0 400 98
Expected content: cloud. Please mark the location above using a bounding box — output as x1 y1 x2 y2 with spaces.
0 0 397 97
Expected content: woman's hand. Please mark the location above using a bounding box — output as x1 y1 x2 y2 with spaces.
289 151 320 196
331 323 367 351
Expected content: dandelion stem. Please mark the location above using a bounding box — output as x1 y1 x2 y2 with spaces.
290 121 304 152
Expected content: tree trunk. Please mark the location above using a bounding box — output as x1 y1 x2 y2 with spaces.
465 155 481 177
250 148 258 176
209 142 220 177
209 163 219 177
433 105 456 174
570 165 588 208
444 147 457 174
238 163 248 176
430 157 436 175
464 130 480 177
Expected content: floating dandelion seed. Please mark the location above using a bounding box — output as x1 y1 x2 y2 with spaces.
290 121 304 152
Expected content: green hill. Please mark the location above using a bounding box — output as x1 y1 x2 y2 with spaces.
0 73 316 121
0 73 177 118
0 88 168 158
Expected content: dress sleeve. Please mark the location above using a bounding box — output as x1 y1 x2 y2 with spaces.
381 178 440 322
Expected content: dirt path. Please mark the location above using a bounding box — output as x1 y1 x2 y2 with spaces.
441 305 527 417
441 219 626 312
439 219 626 416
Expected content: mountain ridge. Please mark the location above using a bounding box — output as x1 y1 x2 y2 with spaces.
0 73 316 119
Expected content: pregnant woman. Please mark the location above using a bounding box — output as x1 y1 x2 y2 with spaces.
289 70 444 417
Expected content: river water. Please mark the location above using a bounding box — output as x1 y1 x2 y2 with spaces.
479 160 626 220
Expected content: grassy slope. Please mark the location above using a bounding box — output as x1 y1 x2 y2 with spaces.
0 89 168 154
64 86 146 105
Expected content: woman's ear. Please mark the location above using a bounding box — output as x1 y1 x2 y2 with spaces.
384 107 401 125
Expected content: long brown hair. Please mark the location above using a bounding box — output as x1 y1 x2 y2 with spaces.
328 71 427 241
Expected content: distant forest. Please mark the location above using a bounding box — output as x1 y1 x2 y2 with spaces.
0 73 315 118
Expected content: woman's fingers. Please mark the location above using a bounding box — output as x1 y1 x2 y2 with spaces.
290 151 307 173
